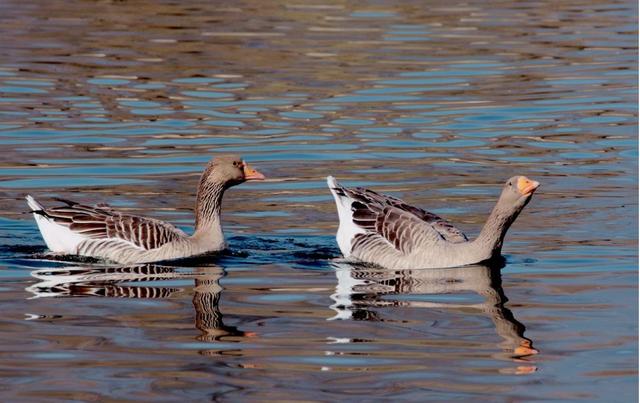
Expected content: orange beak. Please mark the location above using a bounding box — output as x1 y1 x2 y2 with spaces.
242 161 265 181
517 176 540 196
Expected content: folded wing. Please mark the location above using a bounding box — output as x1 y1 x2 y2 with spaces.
350 200 445 258
36 199 187 251
333 184 468 244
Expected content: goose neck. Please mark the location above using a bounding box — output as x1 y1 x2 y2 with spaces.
472 202 517 260
194 180 225 235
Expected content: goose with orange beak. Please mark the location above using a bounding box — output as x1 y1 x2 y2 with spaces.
26 154 265 264
327 175 540 269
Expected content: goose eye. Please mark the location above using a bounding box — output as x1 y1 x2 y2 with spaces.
233 161 242 168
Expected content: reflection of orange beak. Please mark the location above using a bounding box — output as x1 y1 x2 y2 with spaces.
517 176 540 196
514 341 539 357
242 161 265 181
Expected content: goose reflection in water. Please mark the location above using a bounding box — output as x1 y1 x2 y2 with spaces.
26 264 251 342
329 261 538 372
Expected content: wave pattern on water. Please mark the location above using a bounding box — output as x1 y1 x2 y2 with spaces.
0 0 636 401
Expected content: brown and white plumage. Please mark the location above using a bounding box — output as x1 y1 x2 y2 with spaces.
27 155 265 264
327 175 540 269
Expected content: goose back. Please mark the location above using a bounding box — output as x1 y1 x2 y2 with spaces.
38 199 188 251
332 185 468 243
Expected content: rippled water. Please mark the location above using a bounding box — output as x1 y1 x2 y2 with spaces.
0 0 637 401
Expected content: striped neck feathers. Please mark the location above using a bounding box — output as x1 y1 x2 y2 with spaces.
194 168 227 232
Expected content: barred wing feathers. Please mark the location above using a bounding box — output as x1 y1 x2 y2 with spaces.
33 198 187 251
350 200 445 257
329 180 468 246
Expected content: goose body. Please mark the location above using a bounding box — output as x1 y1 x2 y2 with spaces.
327 175 539 269
27 155 265 264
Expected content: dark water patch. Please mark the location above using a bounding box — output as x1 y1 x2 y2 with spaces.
27 253 106 265
0 244 47 257
228 235 339 262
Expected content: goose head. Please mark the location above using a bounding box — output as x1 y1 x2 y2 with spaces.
473 175 540 257
203 154 265 188
498 175 540 214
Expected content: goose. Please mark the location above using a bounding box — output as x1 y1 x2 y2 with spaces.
327 175 539 269
26 155 265 264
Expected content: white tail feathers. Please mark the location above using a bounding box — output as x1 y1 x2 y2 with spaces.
326 176 364 257
25 195 84 253
26 195 43 212
327 175 338 189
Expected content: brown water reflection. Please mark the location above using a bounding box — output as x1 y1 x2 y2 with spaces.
24 259 539 384
330 262 538 366
28 264 252 341
28 260 538 363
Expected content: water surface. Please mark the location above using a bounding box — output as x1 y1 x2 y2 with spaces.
0 0 637 401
